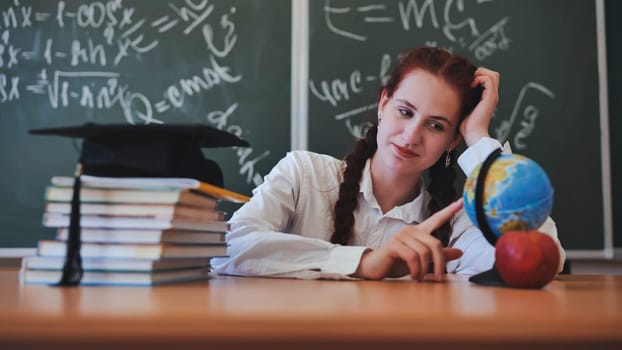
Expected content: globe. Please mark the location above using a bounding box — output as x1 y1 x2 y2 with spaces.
462 153 554 245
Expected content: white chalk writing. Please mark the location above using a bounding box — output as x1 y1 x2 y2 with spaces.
314 0 555 148
322 0 510 61
309 53 390 138
206 103 270 186
468 17 510 61
2 0 273 190
495 82 555 150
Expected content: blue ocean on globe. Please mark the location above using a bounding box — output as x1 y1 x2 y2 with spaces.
462 154 554 241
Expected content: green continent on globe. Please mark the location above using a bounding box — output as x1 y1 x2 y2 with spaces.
499 218 530 232
463 156 519 204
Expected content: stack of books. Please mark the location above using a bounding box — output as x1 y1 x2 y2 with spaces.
20 175 249 286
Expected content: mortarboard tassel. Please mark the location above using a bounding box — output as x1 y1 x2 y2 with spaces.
56 163 84 286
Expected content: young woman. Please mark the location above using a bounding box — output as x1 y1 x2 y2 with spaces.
212 47 566 280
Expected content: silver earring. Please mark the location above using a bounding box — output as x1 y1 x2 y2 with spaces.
444 152 451 168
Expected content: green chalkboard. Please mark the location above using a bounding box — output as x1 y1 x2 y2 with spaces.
308 0 603 251
0 0 291 247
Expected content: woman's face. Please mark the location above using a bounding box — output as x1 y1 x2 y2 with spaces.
373 69 462 179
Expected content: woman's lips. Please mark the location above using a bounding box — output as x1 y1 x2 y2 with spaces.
393 144 418 158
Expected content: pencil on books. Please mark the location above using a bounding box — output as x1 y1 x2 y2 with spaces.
197 182 250 203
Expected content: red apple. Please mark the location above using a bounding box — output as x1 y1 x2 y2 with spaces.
495 230 560 289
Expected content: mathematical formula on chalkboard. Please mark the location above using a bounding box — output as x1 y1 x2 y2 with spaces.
1 0 292 191
309 0 555 152
2 1 240 124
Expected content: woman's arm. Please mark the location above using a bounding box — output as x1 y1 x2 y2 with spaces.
210 151 369 279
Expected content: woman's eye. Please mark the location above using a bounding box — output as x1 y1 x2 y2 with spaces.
428 121 445 131
398 108 413 117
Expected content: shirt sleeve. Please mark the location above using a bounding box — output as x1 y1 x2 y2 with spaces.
454 137 566 274
457 137 504 176
446 211 495 275
210 152 368 280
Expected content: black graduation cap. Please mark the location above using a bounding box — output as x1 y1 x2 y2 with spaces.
29 123 249 286
31 123 249 186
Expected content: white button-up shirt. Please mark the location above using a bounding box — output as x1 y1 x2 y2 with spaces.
212 138 565 279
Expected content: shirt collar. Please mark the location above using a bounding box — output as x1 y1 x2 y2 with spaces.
359 159 429 224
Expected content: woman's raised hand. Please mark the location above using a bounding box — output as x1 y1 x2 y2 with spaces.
354 199 464 281
460 67 500 147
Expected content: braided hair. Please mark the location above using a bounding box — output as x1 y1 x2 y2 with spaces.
330 47 482 246
330 125 378 245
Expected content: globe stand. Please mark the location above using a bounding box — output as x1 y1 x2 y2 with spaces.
468 264 507 286
469 148 508 287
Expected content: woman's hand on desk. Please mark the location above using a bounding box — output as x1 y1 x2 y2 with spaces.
353 200 464 281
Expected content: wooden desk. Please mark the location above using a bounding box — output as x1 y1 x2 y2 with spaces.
1 269 621 350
